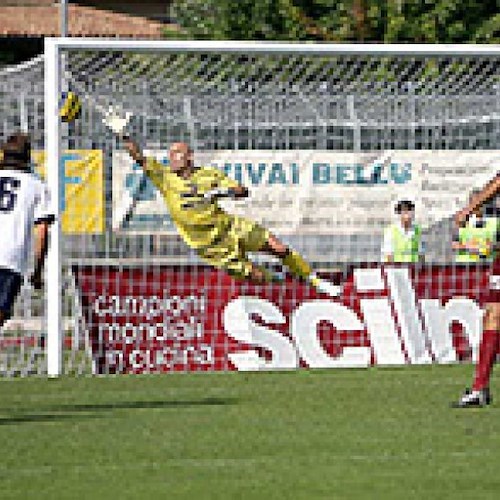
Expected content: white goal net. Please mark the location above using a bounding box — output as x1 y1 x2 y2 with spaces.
1 40 499 376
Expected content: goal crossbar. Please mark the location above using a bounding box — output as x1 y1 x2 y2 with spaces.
46 38 500 57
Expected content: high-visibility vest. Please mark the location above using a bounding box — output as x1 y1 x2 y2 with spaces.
388 224 422 263
456 217 497 263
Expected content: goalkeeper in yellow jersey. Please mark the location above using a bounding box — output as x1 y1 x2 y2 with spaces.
103 109 340 296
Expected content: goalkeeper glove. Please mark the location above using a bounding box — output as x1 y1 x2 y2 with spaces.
102 106 132 135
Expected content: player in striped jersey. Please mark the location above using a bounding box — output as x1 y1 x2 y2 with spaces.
0 133 54 328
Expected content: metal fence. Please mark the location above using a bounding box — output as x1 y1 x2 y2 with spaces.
1 43 499 376
1 50 499 266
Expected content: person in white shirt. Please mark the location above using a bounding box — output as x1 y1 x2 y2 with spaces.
0 132 54 328
381 199 424 263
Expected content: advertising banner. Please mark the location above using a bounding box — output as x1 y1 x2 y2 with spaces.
74 264 490 374
33 150 104 234
112 150 499 234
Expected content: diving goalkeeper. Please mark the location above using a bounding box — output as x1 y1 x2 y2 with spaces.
104 111 340 296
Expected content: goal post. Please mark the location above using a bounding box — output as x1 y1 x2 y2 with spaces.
44 38 63 377
38 39 500 376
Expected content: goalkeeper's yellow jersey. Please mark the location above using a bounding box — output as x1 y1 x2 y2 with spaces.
144 158 239 249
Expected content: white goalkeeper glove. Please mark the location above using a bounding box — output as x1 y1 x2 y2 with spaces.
102 105 132 135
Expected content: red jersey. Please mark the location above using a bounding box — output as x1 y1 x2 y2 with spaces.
489 204 499 299
493 255 500 277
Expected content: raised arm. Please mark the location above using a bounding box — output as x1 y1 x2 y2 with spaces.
122 135 146 168
455 173 500 227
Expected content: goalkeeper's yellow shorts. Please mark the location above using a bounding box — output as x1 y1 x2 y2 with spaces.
197 215 269 279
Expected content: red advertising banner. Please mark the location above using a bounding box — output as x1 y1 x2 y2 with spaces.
74 264 491 374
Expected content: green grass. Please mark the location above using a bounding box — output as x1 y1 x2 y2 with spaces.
0 365 499 500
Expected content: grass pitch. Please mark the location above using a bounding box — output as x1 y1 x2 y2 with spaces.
0 365 499 500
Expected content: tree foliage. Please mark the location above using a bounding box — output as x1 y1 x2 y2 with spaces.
169 0 500 43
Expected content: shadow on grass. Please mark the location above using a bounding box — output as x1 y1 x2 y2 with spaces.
0 397 237 425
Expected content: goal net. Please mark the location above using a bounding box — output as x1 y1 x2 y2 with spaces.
3 40 500 376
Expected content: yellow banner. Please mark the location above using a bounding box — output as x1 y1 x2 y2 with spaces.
33 150 104 234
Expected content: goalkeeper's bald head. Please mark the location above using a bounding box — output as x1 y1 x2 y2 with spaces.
169 142 194 174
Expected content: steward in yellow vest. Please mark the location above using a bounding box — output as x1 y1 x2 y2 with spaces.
382 199 423 263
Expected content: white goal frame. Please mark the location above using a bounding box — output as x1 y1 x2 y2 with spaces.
44 38 500 377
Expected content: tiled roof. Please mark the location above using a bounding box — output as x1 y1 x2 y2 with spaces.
0 4 176 38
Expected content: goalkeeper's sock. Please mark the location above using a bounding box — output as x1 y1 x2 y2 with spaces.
282 250 342 297
472 329 499 391
282 250 312 280
309 274 342 298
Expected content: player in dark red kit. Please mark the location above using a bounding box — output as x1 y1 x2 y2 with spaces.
453 172 500 407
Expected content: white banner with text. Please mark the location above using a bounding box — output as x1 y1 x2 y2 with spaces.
112 150 499 234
